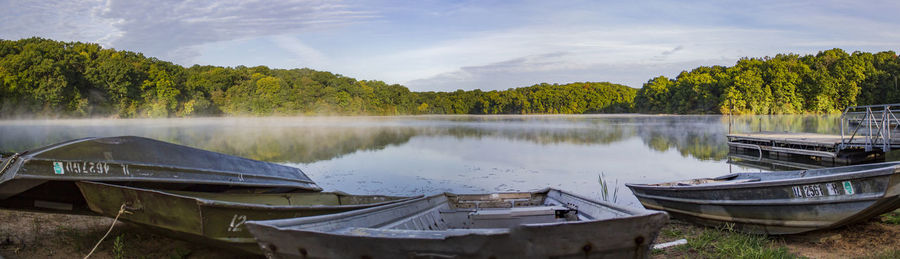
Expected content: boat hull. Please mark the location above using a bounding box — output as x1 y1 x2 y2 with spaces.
627 162 900 235
245 189 669 258
0 136 322 214
76 181 416 254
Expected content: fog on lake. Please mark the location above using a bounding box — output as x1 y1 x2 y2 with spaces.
0 115 845 206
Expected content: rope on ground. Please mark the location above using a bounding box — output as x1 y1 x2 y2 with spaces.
83 203 130 259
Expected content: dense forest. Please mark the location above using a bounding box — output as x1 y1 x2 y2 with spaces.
635 49 900 114
0 37 898 117
0 37 633 118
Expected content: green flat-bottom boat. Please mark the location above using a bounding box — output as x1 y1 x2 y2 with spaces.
76 181 418 254
0 136 322 214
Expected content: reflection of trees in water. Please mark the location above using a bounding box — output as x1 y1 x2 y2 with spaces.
0 115 842 164
633 116 729 161
404 115 635 146
426 125 631 146
162 127 420 163
634 115 843 161
0 122 419 163
0 117 636 162
725 115 841 134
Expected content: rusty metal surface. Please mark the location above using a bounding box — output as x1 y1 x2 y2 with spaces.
76 181 417 254
0 136 322 213
245 189 669 258
627 162 900 234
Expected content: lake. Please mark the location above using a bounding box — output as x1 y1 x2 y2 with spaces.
0 114 846 207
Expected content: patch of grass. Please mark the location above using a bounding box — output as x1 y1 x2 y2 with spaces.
598 173 619 203
879 210 900 224
686 225 798 259
661 227 683 239
113 234 125 259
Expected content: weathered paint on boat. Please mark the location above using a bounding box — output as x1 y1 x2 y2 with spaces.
0 136 321 213
76 181 417 254
626 162 900 235
245 188 669 258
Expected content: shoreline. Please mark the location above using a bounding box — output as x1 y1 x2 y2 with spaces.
3 209 900 258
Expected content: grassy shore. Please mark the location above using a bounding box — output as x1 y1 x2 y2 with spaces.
653 210 900 259
3 209 900 258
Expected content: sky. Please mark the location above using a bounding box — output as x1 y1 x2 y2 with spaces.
2 0 899 92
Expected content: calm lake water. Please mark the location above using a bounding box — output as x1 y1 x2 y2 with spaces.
0 115 846 207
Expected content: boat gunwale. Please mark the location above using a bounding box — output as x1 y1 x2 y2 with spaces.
247 188 667 235
18 157 319 186
625 162 900 191
20 174 320 189
6 136 320 187
632 191 884 206
76 181 418 210
16 137 95 156
545 188 655 216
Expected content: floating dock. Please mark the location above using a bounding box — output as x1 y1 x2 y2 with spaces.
728 151 828 171
727 132 883 164
727 104 900 165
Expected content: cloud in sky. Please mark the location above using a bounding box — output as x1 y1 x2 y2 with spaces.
1 0 373 61
2 0 899 91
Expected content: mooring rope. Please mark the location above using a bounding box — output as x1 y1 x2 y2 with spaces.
0 153 19 175
84 203 130 259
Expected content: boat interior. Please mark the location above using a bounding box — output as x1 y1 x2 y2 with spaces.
334 193 575 237
277 190 637 238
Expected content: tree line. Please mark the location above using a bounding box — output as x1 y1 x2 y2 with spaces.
635 49 900 114
0 37 634 118
1 37 898 117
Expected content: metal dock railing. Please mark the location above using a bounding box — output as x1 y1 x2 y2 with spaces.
840 104 900 152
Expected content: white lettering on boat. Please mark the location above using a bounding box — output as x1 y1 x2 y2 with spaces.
59 161 110 174
792 182 855 198
792 184 824 198
825 183 838 196
228 214 247 232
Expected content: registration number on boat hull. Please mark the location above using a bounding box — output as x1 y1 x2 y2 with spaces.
791 181 853 198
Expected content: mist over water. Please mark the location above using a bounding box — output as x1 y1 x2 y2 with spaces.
0 115 844 206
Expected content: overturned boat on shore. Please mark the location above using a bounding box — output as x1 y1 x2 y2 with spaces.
626 162 900 235
0 136 321 214
245 188 668 258
76 181 417 254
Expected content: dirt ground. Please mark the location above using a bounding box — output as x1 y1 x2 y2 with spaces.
782 217 900 259
3 209 900 259
0 209 254 259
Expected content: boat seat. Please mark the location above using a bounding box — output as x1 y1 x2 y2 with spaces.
469 206 570 219
338 227 509 239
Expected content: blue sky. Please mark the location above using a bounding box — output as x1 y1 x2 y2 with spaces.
2 0 899 91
